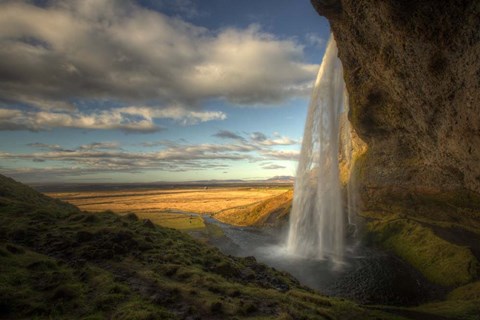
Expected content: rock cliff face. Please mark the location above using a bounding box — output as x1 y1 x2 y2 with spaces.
312 0 480 222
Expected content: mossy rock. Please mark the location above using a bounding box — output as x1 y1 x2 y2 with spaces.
447 281 480 301
367 218 479 287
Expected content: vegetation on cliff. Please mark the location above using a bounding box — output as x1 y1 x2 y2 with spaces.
366 217 479 287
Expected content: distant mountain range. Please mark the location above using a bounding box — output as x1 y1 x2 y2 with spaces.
192 176 295 184
265 175 295 183
30 176 295 193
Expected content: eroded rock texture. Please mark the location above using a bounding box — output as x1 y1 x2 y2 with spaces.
312 0 480 219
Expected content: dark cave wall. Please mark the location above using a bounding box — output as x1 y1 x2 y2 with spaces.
312 0 480 217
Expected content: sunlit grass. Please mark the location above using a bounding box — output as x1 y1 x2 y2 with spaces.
131 212 205 230
214 190 293 226
47 186 292 230
48 187 289 215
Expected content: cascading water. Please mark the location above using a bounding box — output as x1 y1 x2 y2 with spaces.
286 34 349 263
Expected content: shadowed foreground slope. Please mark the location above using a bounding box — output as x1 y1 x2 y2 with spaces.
0 174 404 320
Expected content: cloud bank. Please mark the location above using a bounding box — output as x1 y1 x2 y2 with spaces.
0 0 317 126
1 130 300 180
0 106 226 132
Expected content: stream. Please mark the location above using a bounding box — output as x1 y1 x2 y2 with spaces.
187 214 443 306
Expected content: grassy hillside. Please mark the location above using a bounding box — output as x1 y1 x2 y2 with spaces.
214 190 293 227
0 174 405 320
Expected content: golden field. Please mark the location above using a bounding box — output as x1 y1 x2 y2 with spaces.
215 190 293 226
47 186 291 229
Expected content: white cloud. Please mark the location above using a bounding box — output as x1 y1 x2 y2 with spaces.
0 0 317 115
78 142 120 151
262 164 286 170
0 106 225 132
212 130 246 141
0 108 22 119
251 131 268 142
27 141 121 152
1 132 300 180
0 142 250 181
213 130 300 147
260 150 300 161
256 136 298 146
305 33 325 49
27 143 66 151
118 106 227 125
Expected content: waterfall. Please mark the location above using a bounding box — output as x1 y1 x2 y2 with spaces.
286 34 349 263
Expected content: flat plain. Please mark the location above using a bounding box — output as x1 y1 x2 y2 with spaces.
47 186 290 229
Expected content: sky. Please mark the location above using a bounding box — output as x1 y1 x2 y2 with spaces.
0 0 330 183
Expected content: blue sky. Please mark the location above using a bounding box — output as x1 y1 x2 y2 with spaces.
0 0 330 183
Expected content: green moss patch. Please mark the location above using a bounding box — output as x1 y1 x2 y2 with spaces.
367 219 479 287
447 281 480 301
360 187 480 234
413 299 480 320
